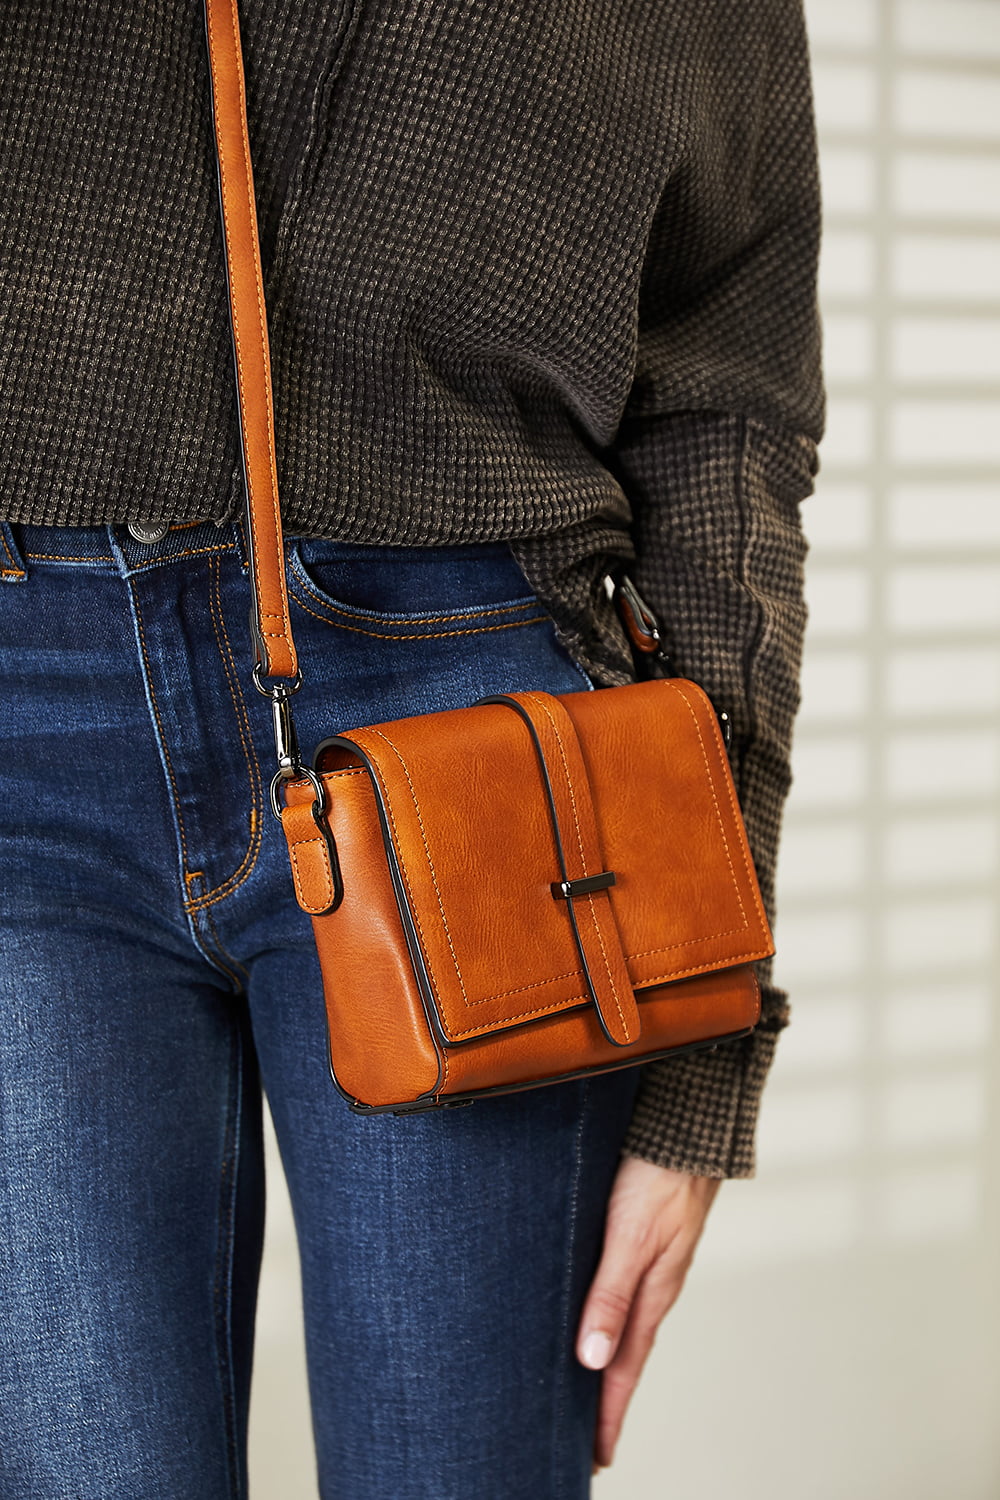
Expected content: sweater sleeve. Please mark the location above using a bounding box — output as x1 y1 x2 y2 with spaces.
609 0 825 1178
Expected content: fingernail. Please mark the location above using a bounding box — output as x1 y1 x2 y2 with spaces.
580 1331 613 1369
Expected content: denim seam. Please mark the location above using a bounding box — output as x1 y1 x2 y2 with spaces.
181 557 263 910
206 900 251 988
128 584 196 878
190 890 249 991
553 1082 590 1500
213 1022 245 1500
128 586 243 987
290 553 540 626
290 584 548 641
128 565 263 934
0 527 26 577
128 542 237 573
23 550 115 564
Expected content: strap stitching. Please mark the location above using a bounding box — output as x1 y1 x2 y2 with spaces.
208 0 293 675
350 737 450 1090
447 954 767 1035
289 833 334 912
525 693 632 1041
670 683 757 931
362 727 469 1007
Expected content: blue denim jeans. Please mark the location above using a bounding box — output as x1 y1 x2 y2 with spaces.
0 520 640 1500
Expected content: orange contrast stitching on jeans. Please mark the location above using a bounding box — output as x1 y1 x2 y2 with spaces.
200 898 250 988
130 543 236 571
291 565 539 628
0 530 25 576
185 558 263 910
131 588 194 877
24 551 115 563
290 588 548 641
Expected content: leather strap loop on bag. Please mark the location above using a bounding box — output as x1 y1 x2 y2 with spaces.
484 692 641 1048
202 0 297 683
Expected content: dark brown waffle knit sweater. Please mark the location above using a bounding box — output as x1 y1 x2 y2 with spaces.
0 0 824 1177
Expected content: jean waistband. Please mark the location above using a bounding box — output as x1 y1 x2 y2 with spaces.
0 520 246 580
0 523 519 583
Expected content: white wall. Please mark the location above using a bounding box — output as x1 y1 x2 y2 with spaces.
248 3 1000 1493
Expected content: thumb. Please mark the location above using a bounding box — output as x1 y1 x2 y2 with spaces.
576 1233 648 1371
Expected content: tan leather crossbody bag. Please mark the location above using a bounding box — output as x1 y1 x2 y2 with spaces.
203 0 773 1113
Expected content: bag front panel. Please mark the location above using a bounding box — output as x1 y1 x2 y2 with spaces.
347 707 595 1043
564 680 773 988
343 680 772 1046
434 965 761 1101
287 677 773 1106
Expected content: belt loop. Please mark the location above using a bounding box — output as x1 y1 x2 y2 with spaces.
0 523 27 582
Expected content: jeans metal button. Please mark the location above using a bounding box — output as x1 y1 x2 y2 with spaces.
127 522 169 545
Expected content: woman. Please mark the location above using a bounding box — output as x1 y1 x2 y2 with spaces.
0 0 823 1494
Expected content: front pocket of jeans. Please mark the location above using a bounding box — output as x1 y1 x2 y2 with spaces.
286 541 552 641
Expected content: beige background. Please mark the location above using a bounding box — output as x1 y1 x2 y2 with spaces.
248 1 1000 1493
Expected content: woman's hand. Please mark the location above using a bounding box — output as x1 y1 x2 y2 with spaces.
575 1156 722 1470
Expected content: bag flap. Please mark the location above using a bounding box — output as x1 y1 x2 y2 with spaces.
323 678 773 1045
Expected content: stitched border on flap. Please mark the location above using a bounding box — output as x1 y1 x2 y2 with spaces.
343 684 772 1044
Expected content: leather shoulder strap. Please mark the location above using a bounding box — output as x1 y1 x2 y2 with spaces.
203 0 298 682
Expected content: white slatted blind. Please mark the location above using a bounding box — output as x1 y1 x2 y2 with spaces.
702 0 1000 1267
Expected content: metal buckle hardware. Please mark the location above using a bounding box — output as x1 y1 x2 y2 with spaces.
610 572 733 748
551 871 618 900
250 663 312 820
610 573 676 678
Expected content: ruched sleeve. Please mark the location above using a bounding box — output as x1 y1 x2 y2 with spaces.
610 0 825 1177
